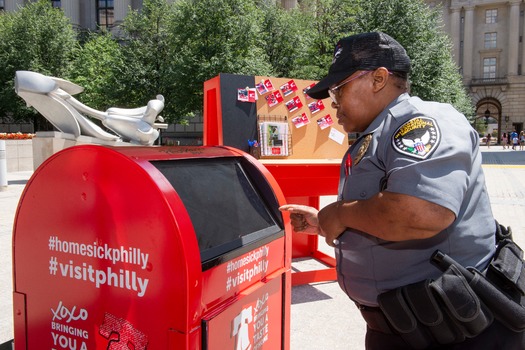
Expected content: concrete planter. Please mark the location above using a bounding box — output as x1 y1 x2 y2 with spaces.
31 131 132 170
5 139 33 172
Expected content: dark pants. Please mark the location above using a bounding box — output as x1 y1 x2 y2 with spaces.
365 319 525 350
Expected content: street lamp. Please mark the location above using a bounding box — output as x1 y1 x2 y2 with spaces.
484 109 490 125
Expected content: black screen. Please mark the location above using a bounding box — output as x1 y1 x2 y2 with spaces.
152 157 281 265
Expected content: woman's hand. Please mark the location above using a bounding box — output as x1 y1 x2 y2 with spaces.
279 204 321 235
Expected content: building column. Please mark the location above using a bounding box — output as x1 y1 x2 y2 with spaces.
508 0 521 76
4 0 23 11
521 1 525 74
440 0 451 37
450 7 462 67
114 0 131 26
61 1 80 29
462 6 475 81
281 0 297 9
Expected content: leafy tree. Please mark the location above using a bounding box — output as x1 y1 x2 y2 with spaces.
350 0 474 116
282 0 472 117
258 3 310 78
67 32 126 111
0 0 473 130
0 0 77 128
291 0 359 80
166 0 273 120
117 0 174 113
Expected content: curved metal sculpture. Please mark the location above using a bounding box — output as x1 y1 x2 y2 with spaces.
15 70 167 145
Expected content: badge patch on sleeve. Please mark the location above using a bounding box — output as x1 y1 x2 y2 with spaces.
392 116 440 159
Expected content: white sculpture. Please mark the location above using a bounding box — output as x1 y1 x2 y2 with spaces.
14 70 168 145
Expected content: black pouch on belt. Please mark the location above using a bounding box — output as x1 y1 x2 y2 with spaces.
377 285 432 349
482 238 525 331
378 279 466 349
431 248 525 333
486 238 525 302
402 279 465 345
430 265 493 338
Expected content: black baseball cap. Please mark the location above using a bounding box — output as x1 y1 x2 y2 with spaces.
307 32 411 100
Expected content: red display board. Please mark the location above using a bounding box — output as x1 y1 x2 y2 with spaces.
12 145 291 349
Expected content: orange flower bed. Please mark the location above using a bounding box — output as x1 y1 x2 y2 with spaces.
0 132 35 140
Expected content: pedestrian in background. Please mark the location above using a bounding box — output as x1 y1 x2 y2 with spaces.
511 130 518 150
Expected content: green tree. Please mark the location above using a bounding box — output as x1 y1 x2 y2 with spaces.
351 0 474 116
258 3 310 78
67 32 125 111
166 0 273 120
291 0 359 80
117 0 173 113
0 0 77 128
0 0 473 131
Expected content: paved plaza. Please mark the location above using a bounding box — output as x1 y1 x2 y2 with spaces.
1 147 525 349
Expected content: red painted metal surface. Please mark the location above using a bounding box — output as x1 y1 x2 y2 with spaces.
262 162 340 286
12 145 290 350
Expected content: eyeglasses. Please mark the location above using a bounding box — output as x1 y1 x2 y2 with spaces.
328 71 371 105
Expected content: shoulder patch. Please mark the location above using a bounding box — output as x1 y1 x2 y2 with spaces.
392 116 440 159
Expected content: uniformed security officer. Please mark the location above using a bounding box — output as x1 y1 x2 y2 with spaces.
280 32 525 349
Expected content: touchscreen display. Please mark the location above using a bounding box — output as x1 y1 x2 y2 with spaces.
152 157 281 265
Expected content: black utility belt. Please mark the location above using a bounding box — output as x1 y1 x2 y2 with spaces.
364 238 525 349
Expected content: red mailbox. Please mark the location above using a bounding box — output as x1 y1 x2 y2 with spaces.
12 145 291 350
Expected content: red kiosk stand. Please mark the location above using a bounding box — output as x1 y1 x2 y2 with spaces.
258 160 340 285
12 145 291 350
203 73 345 286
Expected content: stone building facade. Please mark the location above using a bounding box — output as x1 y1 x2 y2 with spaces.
0 0 297 30
429 0 525 142
1 0 152 31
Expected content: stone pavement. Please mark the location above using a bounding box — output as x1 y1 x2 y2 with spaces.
1 147 525 349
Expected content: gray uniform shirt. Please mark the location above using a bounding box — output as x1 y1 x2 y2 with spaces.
336 93 495 306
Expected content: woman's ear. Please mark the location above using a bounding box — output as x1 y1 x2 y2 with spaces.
371 67 389 92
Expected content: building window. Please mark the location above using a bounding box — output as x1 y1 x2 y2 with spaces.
486 9 498 24
0 0 4 10
97 0 114 29
484 32 497 49
50 0 61 8
483 58 497 78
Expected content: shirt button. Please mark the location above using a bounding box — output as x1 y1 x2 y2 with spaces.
360 191 367 198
